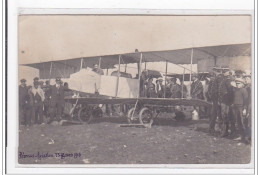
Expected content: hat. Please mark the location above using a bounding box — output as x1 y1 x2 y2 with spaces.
55 77 61 82
20 79 26 83
235 70 245 75
33 77 39 81
235 78 245 84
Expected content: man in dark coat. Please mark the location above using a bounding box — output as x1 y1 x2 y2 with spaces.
48 77 65 123
24 86 34 126
190 75 204 100
19 79 27 125
208 67 222 134
170 77 181 98
42 80 51 118
218 70 235 137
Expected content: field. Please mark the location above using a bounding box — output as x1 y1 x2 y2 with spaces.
18 115 251 165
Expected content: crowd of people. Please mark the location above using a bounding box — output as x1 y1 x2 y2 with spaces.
207 68 251 144
139 71 203 100
140 67 251 143
19 77 72 127
19 65 252 144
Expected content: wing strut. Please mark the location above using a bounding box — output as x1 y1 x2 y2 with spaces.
164 60 168 98
189 48 194 97
138 53 143 98
115 55 121 98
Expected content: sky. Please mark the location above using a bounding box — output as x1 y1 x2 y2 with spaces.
19 15 251 64
18 15 251 84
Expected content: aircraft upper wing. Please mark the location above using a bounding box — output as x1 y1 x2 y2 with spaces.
21 43 251 79
64 97 212 107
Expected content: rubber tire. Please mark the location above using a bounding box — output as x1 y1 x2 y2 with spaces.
78 107 92 123
139 107 153 125
127 107 139 124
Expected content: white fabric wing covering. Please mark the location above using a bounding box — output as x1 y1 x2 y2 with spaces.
68 68 101 94
99 76 139 98
67 68 139 98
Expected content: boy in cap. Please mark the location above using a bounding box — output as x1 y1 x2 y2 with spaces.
19 79 27 125
232 78 249 143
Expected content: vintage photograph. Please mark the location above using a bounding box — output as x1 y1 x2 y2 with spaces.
18 15 252 165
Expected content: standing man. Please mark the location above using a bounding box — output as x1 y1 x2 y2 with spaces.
170 77 182 98
48 77 65 123
146 77 157 98
208 67 223 134
179 77 188 98
19 79 27 126
31 81 45 125
190 74 204 118
218 69 235 137
190 74 204 100
43 80 51 119
24 86 34 126
156 78 165 98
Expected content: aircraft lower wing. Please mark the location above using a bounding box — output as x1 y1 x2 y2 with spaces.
64 97 212 107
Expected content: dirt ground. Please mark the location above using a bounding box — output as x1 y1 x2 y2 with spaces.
18 114 251 165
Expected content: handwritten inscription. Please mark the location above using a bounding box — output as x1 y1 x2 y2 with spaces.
19 152 81 160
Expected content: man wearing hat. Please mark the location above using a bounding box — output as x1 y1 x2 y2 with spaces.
170 77 181 98
179 77 188 98
232 78 249 143
48 77 65 123
19 79 27 125
190 74 204 100
217 68 235 137
33 77 39 83
31 81 45 125
156 78 165 98
146 77 157 98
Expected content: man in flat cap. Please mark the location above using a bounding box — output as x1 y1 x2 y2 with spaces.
48 77 65 123
19 79 27 126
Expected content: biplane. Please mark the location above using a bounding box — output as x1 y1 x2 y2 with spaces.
21 43 251 126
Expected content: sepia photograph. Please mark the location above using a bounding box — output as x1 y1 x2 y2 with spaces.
18 15 252 165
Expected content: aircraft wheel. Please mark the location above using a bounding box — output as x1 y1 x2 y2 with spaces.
78 107 93 123
127 107 139 124
139 107 153 125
